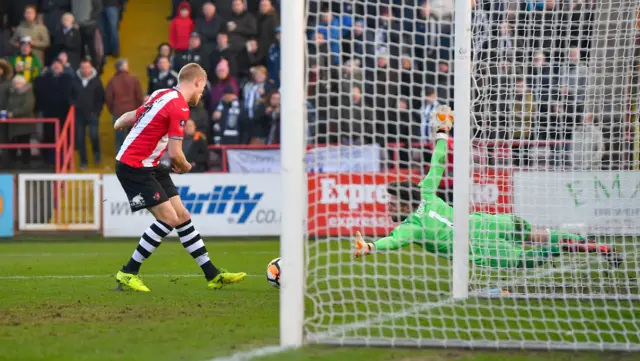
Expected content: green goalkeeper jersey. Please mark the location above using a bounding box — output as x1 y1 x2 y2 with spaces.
373 138 457 257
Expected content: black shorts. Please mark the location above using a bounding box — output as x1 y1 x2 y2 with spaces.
115 161 179 212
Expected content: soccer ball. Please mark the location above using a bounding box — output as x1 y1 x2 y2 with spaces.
266 257 281 289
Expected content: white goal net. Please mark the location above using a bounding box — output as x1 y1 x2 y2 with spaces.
300 0 640 351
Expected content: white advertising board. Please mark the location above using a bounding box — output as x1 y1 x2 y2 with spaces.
514 171 640 235
103 173 282 237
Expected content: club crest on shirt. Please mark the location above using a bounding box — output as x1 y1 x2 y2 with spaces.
180 120 186 127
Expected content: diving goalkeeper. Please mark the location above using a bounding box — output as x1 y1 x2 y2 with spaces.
353 106 622 269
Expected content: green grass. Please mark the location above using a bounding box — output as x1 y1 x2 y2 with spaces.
0 238 638 361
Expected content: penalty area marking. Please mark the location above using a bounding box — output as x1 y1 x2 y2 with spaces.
0 273 262 280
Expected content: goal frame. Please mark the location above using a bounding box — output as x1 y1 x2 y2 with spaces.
279 0 475 348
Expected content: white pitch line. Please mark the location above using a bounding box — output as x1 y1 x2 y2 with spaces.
0 251 277 258
205 346 289 361
0 273 262 280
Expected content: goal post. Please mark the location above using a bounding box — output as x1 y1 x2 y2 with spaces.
286 0 640 351
279 0 305 349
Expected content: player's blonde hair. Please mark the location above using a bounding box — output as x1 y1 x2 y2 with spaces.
178 63 207 83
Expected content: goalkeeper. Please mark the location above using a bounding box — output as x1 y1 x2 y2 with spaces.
353 106 622 269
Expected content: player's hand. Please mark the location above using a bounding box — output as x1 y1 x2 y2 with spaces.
353 232 373 259
430 105 453 134
172 162 192 174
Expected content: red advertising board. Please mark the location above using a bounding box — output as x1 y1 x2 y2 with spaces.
308 169 513 237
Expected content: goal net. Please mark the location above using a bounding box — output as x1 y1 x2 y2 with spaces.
299 0 640 351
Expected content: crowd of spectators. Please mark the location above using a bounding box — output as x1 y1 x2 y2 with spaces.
0 0 634 173
0 0 125 170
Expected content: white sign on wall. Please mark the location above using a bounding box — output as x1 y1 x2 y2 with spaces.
514 171 640 235
103 173 282 237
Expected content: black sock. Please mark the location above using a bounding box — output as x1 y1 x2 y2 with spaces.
176 219 220 280
122 220 173 274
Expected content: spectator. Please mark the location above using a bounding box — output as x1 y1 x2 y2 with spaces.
242 65 274 123
419 87 441 142
227 0 257 59
526 50 552 101
209 59 239 109
338 59 363 93
33 58 72 164
10 37 42 83
71 59 104 169
101 0 123 57
194 2 222 57
6 75 36 167
315 5 341 65
399 53 423 110
7 1 39 30
558 47 588 105
266 26 280 88
173 32 209 75
255 0 279 65
51 13 82 70
169 1 194 52
212 85 247 144
183 119 209 172
252 90 280 145
148 56 178 95
148 43 174 77
341 19 375 69
512 78 535 140
0 59 13 164
11 5 50 66
57 51 76 76
209 32 236 79
71 0 102 70
572 113 603 170
106 58 143 153
335 86 374 145
40 0 70 42
189 96 210 139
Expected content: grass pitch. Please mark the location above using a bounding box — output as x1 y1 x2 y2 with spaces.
0 238 638 361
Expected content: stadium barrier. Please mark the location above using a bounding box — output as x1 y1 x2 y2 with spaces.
0 106 75 173
1 170 639 237
18 173 101 231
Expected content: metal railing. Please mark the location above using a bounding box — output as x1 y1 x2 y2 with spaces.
0 106 75 173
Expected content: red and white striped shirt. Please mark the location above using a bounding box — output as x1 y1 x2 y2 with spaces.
116 88 189 168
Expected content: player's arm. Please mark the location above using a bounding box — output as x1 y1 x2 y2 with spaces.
113 110 137 131
167 104 192 174
353 224 415 258
419 105 453 197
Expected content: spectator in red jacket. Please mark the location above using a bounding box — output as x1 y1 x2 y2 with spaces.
169 1 194 51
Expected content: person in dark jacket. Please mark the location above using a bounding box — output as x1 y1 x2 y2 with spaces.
71 59 104 168
227 0 257 55
57 51 76 76
100 0 124 56
147 43 173 78
148 56 178 95
173 32 209 74
71 0 102 69
40 0 72 63
212 84 249 145
194 2 222 58
0 59 13 166
252 90 280 145
255 0 279 65
51 12 82 70
266 26 280 88
209 32 236 79
33 58 73 164
183 119 209 172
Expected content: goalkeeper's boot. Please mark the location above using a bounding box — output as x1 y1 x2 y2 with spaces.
115 270 151 292
207 270 247 290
